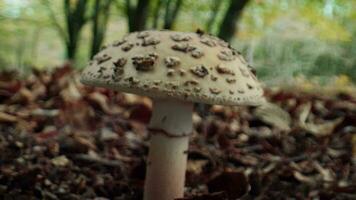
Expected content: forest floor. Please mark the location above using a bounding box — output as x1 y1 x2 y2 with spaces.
0 65 355 200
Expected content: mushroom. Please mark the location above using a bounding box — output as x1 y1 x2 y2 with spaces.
81 30 265 200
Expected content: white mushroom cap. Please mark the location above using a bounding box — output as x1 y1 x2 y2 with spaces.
81 30 265 106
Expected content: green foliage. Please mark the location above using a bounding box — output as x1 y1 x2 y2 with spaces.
0 0 355 84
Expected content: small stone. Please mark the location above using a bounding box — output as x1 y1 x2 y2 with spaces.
229 90 234 95
51 155 70 167
190 65 209 78
100 128 119 141
121 42 134 51
164 57 181 68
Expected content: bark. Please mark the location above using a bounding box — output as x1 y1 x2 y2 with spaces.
218 0 250 42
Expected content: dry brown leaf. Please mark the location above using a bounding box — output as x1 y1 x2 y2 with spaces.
0 111 17 122
297 103 344 136
254 102 291 131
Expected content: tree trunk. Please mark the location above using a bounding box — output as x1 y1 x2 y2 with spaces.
218 0 250 42
90 0 113 58
126 0 150 32
163 0 183 29
64 0 88 60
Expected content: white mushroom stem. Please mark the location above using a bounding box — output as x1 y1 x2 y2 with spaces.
144 99 193 200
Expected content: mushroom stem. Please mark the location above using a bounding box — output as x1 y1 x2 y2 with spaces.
144 99 193 200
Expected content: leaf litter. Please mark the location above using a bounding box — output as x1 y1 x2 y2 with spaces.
0 65 355 199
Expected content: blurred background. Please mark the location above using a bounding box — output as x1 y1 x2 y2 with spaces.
0 0 355 88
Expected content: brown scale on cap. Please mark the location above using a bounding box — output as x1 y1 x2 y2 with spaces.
239 67 250 77
226 78 236 84
217 49 235 61
113 58 127 76
210 75 218 81
209 88 221 94
200 38 216 47
164 57 181 68
121 42 134 51
190 65 209 78
171 43 196 53
179 69 186 76
184 80 199 86
153 80 162 85
170 34 191 42
96 54 111 64
248 65 257 75
113 58 127 68
191 48 204 58
126 77 140 85
142 36 160 46
247 83 254 90
167 69 175 76
97 66 106 74
215 65 235 76
137 31 150 39
112 39 127 47
132 53 158 71
100 45 107 50
81 30 265 106
194 87 202 92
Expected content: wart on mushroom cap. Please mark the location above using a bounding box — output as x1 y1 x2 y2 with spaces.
81 30 265 106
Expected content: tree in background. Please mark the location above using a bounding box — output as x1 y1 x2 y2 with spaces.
42 0 90 60
123 0 151 32
218 0 250 42
163 0 183 29
90 0 114 57
123 0 184 32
